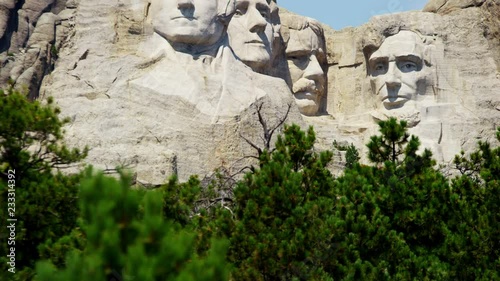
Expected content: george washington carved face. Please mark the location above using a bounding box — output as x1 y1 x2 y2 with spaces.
150 0 225 46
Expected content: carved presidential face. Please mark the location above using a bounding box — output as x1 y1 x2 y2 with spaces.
227 0 274 72
151 0 224 46
369 31 428 111
286 27 326 116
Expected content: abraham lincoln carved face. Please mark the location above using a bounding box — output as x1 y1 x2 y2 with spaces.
368 30 429 111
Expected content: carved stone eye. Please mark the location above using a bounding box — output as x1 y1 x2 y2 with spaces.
287 55 308 67
259 9 269 19
398 61 418 72
374 62 386 72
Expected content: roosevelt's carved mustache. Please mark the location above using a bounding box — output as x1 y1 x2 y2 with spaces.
292 78 322 94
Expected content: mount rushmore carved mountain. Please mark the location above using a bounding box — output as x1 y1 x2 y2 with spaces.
0 0 499 182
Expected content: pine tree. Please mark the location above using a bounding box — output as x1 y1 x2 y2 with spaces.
0 89 87 279
345 143 360 169
35 172 230 281
445 127 500 279
331 117 452 280
228 124 336 280
366 118 410 165
0 88 87 180
333 141 360 169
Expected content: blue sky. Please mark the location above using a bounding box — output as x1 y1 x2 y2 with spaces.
278 0 429 30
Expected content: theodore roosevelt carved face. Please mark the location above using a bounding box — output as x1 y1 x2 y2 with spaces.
150 0 225 46
368 30 429 111
283 16 327 116
227 0 274 73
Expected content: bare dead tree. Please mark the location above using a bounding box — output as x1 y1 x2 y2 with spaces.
239 101 293 160
194 101 293 215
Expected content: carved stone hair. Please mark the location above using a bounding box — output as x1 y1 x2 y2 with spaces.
145 0 237 26
279 13 327 68
218 0 236 24
280 13 324 44
362 27 436 70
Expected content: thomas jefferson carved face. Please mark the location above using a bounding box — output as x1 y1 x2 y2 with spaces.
151 0 224 46
227 0 274 72
368 31 428 110
285 24 327 116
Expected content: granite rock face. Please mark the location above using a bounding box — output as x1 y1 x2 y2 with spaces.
317 3 500 165
423 0 500 70
423 0 486 13
0 0 70 99
0 0 498 180
38 0 303 183
0 0 16 40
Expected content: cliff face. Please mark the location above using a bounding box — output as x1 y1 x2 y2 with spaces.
32 0 304 183
0 0 498 180
423 0 500 71
0 0 70 99
317 1 500 163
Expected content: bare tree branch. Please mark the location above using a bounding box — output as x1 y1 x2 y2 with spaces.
239 101 292 160
268 103 292 146
239 132 263 156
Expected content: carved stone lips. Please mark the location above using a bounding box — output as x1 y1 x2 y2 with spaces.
245 40 264 45
293 79 319 95
293 91 318 102
381 94 411 105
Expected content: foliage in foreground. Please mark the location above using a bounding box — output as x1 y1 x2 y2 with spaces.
221 119 500 280
228 125 336 280
0 89 87 280
35 172 229 281
2 88 499 281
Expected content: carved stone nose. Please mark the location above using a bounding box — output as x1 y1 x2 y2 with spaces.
304 55 324 81
385 62 401 88
177 0 194 9
248 9 267 33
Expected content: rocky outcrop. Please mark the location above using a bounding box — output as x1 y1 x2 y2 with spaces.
38 0 304 183
1 0 498 180
316 4 500 165
0 0 74 99
423 0 500 72
0 0 16 41
423 0 486 13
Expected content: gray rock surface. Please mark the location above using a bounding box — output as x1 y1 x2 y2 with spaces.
0 0 498 180
423 0 486 13
316 5 500 165
0 0 67 98
39 0 304 183
0 0 16 40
